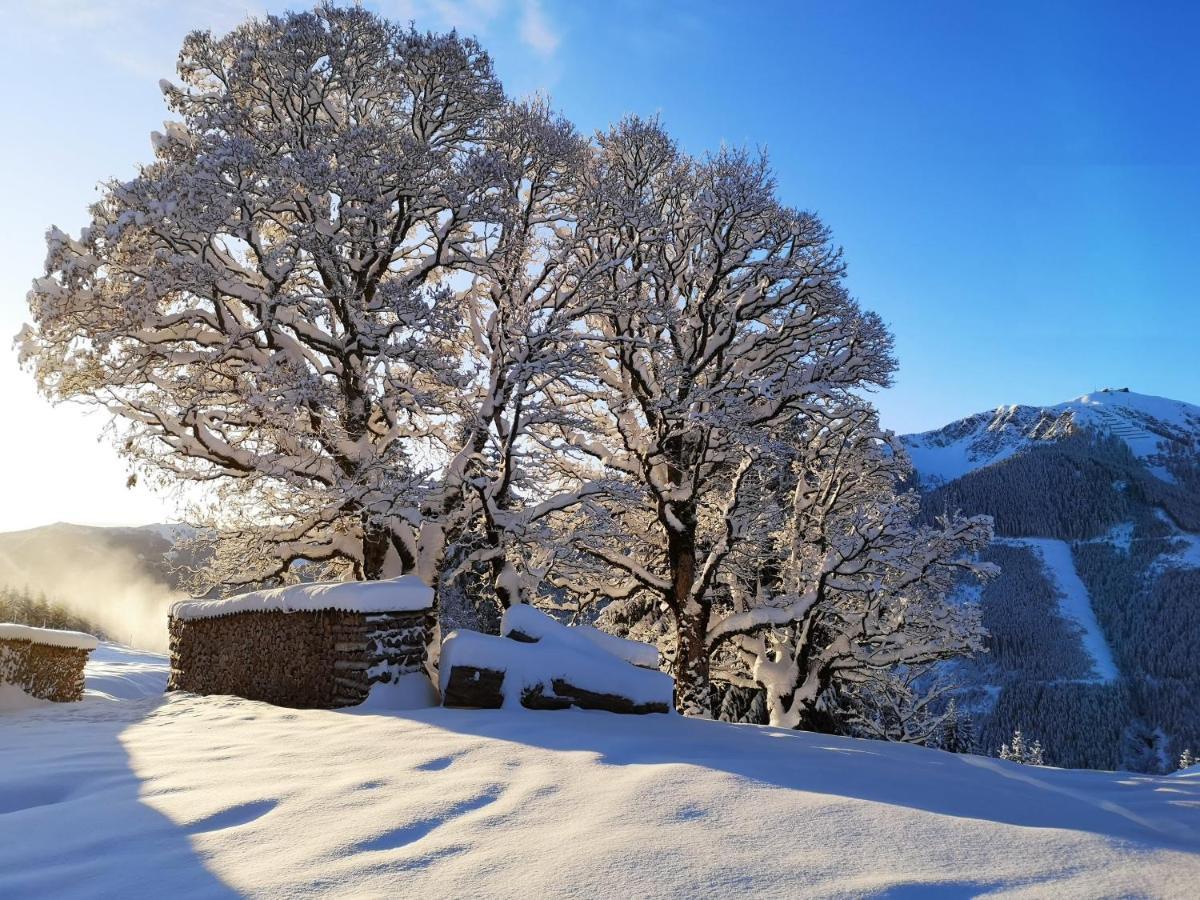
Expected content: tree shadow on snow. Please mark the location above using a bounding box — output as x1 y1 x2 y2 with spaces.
389 705 1200 854
0 696 239 899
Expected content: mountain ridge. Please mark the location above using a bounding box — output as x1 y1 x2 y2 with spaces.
902 389 1200 487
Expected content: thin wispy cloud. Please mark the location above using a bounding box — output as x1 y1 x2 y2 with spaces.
9 0 266 80
384 0 561 61
519 0 560 58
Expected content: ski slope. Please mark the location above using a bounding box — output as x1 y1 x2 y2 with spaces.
998 537 1119 683
2 645 1197 898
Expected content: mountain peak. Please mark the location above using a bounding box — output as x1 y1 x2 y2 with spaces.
902 390 1200 486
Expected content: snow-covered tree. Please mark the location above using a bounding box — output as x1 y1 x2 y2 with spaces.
1180 748 1196 771
708 406 994 727
431 97 618 610
20 8 591 596
548 118 898 713
19 8 995 729
831 666 955 746
999 728 1045 765
936 699 977 754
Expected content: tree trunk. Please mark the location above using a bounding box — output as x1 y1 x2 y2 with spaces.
361 516 391 580
674 605 712 716
667 516 711 716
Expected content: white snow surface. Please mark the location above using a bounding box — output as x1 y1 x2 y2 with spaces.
501 603 661 669
0 622 99 651
998 538 1119 683
358 673 440 711
1163 532 1200 569
0 683 47 712
0 646 1197 898
1147 509 1200 571
170 575 433 620
440 628 674 708
902 390 1200 486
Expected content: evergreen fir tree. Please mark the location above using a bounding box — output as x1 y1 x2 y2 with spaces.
998 728 1045 765
938 700 976 754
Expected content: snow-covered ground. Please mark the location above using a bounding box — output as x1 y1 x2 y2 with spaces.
3 646 1198 898
1162 532 1200 569
1149 508 1200 571
997 537 1119 683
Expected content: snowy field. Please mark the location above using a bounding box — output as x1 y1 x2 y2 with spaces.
2 646 1199 898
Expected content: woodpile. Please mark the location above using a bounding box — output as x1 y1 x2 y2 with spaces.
442 662 671 715
168 607 434 709
440 608 674 715
0 633 94 702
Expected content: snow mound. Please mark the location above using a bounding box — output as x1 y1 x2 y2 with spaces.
0 623 99 651
170 575 433 620
501 604 661 669
902 389 1200 486
440 628 674 710
356 672 439 712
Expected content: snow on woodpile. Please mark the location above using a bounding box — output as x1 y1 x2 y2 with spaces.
501 604 661 669
0 623 98 704
442 607 673 714
0 623 99 651
169 575 433 620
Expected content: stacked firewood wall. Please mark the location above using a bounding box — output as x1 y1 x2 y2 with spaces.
168 608 433 709
0 637 92 702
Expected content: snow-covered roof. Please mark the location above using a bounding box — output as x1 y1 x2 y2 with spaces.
440 628 674 709
501 604 661 669
0 623 99 651
170 576 434 621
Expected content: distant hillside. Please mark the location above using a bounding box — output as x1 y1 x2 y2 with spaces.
902 390 1200 772
0 523 191 651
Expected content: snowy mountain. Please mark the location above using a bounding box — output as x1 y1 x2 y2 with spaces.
2 646 1198 897
903 389 1200 488
901 389 1200 772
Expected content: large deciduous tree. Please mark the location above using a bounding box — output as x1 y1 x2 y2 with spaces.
548 118 900 713
22 7 509 585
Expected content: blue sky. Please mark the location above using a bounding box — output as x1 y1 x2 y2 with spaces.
0 0 1196 529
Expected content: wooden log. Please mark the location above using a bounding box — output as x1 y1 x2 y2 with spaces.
441 665 505 709
547 678 670 715
519 683 572 710
440 664 670 714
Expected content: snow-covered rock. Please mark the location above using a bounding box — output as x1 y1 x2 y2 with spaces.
170 575 433 620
